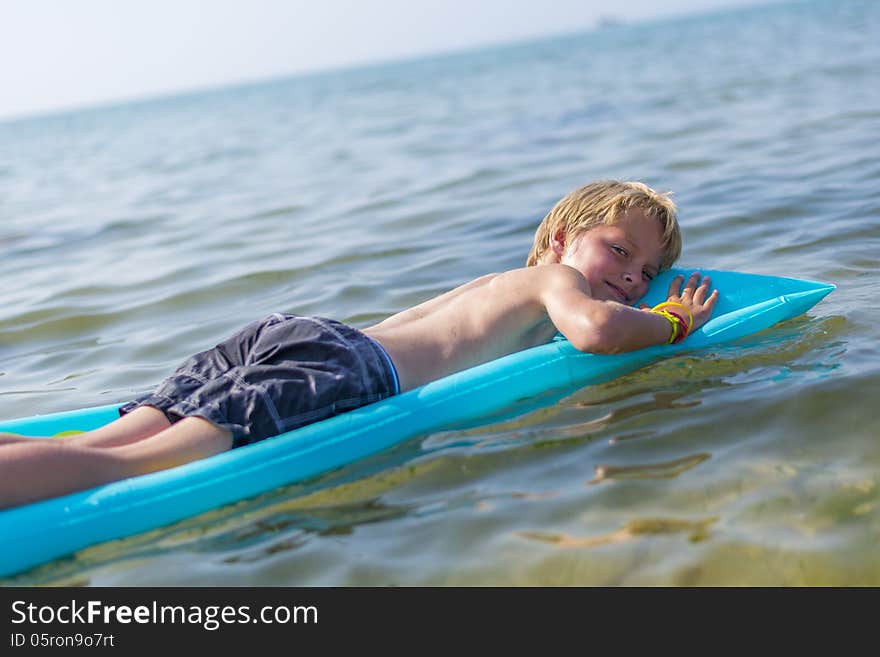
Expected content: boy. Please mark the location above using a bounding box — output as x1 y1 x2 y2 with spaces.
0 180 718 508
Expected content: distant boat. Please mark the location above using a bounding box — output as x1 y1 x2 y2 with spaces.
596 15 623 29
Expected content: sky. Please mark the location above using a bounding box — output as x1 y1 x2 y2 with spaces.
0 0 777 121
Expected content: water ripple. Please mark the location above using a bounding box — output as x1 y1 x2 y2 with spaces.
2 0 879 585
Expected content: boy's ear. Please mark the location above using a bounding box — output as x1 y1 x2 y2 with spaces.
550 230 566 257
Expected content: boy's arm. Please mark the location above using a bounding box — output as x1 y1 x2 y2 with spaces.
541 268 718 354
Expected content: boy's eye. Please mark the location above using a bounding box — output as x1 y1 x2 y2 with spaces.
643 270 655 282
612 245 627 256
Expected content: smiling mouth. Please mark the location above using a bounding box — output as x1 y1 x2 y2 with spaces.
606 282 628 303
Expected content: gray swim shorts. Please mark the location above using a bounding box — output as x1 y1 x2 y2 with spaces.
119 314 400 448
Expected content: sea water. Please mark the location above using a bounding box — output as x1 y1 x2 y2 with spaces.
1 0 878 585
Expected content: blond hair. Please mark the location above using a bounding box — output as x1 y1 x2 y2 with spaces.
526 180 682 270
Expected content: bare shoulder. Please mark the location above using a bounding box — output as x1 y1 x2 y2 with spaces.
419 265 586 296
367 271 504 331
490 264 590 296
457 271 502 290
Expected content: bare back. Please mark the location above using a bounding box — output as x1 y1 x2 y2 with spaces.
363 268 561 391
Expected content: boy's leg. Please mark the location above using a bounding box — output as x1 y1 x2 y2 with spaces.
0 416 233 509
0 406 172 448
63 406 174 447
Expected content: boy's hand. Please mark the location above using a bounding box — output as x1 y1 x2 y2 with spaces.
659 272 719 332
639 272 719 334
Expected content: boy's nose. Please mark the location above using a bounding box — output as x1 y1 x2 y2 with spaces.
622 271 645 297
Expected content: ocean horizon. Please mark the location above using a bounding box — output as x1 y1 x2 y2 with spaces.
1 0 878 585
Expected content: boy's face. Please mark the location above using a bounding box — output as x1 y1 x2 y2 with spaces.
556 208 665 305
